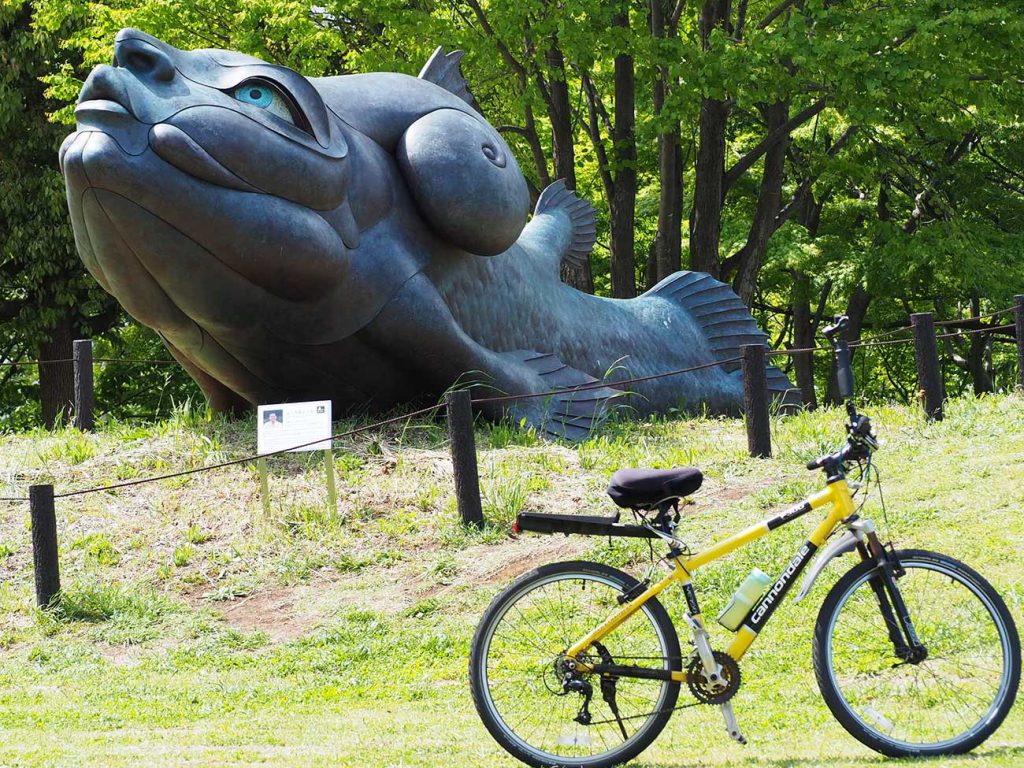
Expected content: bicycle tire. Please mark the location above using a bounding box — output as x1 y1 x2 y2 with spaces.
470 560 682 768
813 548 1020 757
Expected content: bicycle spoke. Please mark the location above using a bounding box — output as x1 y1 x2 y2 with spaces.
478 568 676 765
824 556 1012 750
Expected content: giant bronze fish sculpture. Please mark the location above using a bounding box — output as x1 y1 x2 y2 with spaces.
61 29 796 438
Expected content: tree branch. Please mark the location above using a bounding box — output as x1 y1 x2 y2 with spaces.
773 126 858 230
580 73 615 197
723 97 828 191
758 0 799 30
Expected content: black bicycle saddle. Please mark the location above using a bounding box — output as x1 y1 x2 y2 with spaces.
607 467 704 509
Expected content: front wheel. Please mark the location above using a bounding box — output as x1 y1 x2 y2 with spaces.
814 549 1020 757
470 561 682 768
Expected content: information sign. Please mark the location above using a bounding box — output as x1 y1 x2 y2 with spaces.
257 400 332 455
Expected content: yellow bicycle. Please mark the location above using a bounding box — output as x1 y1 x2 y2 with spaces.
469 317 1020 768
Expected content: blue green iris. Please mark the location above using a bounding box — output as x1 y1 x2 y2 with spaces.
230 80 296 125
235 84 273 108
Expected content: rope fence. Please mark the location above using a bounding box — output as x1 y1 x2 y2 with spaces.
3 298 1023 608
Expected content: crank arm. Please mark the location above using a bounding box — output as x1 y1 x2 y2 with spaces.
720 701 747 745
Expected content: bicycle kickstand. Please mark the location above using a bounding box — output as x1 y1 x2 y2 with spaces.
720 702 747 745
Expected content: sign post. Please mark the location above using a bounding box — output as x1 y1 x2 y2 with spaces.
256 400 335 518
324 449 338 519
257 457 271 517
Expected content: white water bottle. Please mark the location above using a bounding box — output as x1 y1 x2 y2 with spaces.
717 568 772 631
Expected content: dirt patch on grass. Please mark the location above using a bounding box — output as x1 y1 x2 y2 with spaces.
458 535 588 587
216 587 312 644
213 570 423 642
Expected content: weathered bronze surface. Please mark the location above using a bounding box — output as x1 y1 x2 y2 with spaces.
61 29 795 438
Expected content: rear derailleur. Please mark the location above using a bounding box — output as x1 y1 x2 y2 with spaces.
555 643 630 739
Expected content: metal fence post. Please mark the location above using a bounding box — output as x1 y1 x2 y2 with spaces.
29 484 60 608
911 312 944 420
741 344 772 458
73 339 94 431
446 389 484 528
1015 295 1024 391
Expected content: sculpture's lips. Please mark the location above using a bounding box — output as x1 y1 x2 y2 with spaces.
75 99 131 117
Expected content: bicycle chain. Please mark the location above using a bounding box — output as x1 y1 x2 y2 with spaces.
572 651 742 727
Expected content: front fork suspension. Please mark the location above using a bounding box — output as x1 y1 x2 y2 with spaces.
858 532 928 663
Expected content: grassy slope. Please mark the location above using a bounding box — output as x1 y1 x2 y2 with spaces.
0 395 1022 767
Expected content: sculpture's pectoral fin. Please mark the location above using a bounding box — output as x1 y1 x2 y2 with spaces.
534 181 598 269
488 350 626 441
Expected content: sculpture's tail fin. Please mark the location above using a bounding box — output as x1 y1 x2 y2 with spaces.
645 271 801 407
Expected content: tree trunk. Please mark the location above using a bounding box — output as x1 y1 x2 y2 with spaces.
654 129 683 283
546 46 576 190
38 313 75 429
546 43 594 293
964 297 994 394
522 103 551 190
965 334 994 394
731 100 789 304
609 9 637 298
651 0 683 283
689 0 732 276
690 97 728 277
791 272 818 410
789 193 825 409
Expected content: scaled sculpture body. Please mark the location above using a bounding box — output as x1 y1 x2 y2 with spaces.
61 29 795 438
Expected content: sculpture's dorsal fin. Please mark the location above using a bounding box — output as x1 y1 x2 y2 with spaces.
534 180 597 269
418 46 475 107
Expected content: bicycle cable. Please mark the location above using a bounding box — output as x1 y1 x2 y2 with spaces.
869 457 893 544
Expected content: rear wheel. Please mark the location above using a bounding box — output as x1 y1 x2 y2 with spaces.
470 560 682 768
814 549 1020 756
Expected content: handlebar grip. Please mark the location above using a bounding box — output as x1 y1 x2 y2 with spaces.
835 341 854 399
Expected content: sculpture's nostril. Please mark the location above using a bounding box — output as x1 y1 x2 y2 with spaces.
113 37 175 82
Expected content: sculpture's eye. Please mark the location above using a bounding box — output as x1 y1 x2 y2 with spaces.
232 80 296 125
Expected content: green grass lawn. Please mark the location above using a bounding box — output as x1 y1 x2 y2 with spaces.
0 394 1022 767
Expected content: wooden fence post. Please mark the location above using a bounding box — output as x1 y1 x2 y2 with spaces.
911 312 944 421
741 344 772 458
446 389 484 528
73 339 94 432
1015 295 1024 391
29 484 60 608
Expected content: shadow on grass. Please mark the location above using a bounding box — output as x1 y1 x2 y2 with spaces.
631 744 1024 767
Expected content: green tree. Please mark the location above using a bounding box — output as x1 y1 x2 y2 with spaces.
12 0 1024 421
0 1 121 427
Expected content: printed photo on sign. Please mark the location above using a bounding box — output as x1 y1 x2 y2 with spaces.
257 401 332 456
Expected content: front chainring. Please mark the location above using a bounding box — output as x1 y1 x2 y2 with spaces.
686 650 741 705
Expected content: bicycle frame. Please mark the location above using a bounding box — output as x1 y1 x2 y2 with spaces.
565 477 858 681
